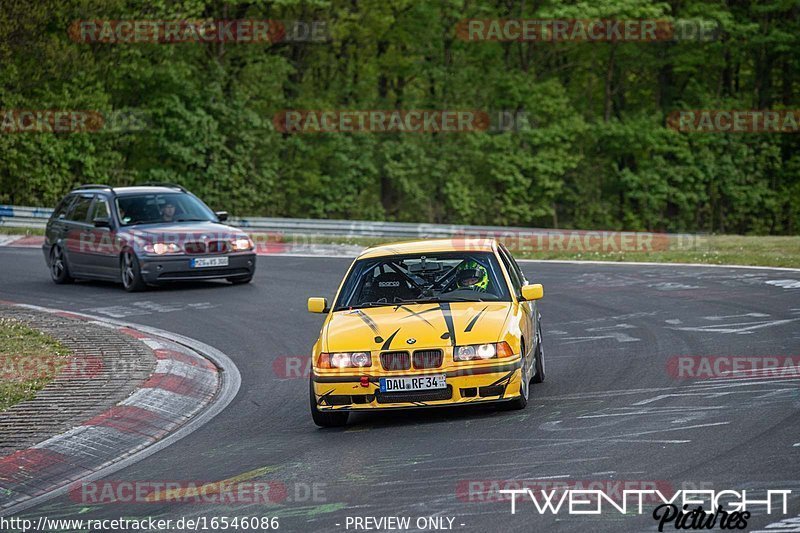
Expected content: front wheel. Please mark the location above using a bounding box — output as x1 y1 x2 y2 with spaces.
309 379 349 427
532 320 545 384
49 245 73 284
506 340 529 410
120 251 147 292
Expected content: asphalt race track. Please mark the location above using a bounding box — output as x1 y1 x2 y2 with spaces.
1 246 799 532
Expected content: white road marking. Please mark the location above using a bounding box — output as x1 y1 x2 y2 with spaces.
586 323 636 331
538 387 675 401
612 421 730 438
142 338 166 350
83 301 218 318
0 235 22 246
649 282 701 290
633 387 798 404
687 379 800 391
562 333 640 343
703 312 770 320
633 393 732 405
665 319 682 324
577 406 727 419
766 279 800 289
668 317 800 334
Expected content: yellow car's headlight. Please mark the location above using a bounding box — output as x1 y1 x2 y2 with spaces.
454 342 514 361
318 352 372 369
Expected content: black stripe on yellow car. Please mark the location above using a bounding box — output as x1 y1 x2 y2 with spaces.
381 328 401 350
439 302 457 345
464 305 489 332
396 305 436 327
354 309 384 343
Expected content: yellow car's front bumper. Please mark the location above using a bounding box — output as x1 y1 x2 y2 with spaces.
311 358 524 411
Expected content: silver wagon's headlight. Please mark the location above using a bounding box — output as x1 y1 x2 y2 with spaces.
231 237 254 251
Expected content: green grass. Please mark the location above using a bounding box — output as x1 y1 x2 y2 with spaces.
0 226 45 236
0 318 70 411
265 233 800 268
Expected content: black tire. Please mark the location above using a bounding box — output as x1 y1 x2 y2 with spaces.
506 339 529 410
120 250 147 292
309 379 349 427
49 245 74 284
228 275 253 285
532 319 545 384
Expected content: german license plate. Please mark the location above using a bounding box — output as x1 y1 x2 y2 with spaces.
379 374 446 393
191 257 229 268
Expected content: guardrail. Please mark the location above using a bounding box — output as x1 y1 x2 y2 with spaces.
0 204 579 238
0 204 707 252
0 205 52 229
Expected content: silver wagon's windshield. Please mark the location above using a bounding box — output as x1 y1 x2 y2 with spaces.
334 252 511 310
116 193 216 226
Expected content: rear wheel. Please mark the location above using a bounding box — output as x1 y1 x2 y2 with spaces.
309 379 349 427
120 250 147 292
49 245 73 284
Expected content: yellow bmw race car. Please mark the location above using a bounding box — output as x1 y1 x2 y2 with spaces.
307 238 545 427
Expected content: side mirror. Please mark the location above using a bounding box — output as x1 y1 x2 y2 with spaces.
93 217 111 228
520 284 544 301
308 297 329 314
215 211 229 222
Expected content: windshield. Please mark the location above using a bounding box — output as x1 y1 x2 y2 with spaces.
115 193 216 226
334 252 511 310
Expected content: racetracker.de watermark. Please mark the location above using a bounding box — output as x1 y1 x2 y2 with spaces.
68 480 326 505
449 230 707 254
666 355 800 380
667 110 800 133
273 110 494 134
456 19 720 42
0 354 102 380
1 109 149 134
69 19 329 44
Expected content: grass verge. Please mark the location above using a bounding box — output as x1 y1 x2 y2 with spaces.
0 226 45 236
267 233 800 268
0 318 70 412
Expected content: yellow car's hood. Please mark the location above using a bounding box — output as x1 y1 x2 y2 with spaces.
323 302 512 352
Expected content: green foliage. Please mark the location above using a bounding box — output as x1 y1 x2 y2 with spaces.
0 0 798 234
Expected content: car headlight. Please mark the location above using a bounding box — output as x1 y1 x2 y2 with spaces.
454 342 514 361
144 242 182 255
317 352 372 369
231 237 254 251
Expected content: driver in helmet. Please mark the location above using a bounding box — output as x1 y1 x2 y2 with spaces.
454 259 489 292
